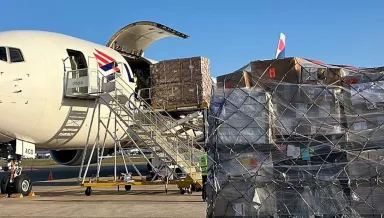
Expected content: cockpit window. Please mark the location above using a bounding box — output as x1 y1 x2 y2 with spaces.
0 47 7 62
9 48 24 63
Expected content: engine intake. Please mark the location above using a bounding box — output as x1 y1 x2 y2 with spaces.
50 149 107 166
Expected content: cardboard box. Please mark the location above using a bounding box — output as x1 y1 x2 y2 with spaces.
272 84 345 137
209 87 274 145
342 73 384 145
151 82 209 108
216 57 350 90
206 179 277 217
150 56 212 108
347 149 384 215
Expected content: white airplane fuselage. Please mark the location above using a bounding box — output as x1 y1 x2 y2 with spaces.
0 30 134 150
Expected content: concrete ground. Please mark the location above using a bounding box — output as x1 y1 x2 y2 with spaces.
0 164 206 218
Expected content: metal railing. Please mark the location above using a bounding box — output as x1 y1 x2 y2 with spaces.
63 58 205 177
100 61 203 174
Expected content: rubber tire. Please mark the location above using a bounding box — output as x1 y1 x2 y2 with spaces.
191 183 196 192
14 174 32 196
0 176 10 194
125 185 131 191
85 187 92 196
191 183 202 192
180 189 186 195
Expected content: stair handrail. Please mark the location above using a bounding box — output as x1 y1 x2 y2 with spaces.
91 62 204 163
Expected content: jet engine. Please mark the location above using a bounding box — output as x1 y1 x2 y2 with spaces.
50 149 111 166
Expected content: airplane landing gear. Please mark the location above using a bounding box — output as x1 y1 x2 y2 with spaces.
0 143 33 197
14 174 32 196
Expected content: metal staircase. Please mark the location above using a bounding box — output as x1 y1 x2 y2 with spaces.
65 58 205 189
101 80 203 179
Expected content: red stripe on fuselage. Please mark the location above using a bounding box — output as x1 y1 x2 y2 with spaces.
95 49 115 62
94 53 109 65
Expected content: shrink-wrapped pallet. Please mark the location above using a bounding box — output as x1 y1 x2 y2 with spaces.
150 56 212 108
209 86 274 146
342 72 384 147
216 57 352 89
206 59 384 217
271 84 345 140
206 145 276 217
347 149 384 215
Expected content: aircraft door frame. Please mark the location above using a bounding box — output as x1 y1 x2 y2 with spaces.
63 49 89 96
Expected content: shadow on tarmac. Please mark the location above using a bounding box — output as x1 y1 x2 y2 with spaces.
33 189 203 203
0 164 149 187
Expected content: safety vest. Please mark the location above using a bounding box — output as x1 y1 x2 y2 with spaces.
199 153 208 176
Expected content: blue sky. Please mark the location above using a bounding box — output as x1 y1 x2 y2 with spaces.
1 0 383 77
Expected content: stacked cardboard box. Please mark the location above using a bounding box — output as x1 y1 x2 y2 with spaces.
216 57 351 90
205 144 276 217
206 85 354 217
347 149 384 215
272 84 345 138
342 72 384 146
209 87 274 146
150 56 212 108
207 86 277 217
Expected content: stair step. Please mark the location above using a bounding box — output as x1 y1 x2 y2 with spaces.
103 92 202 176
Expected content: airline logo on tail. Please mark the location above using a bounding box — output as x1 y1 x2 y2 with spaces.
275 33 286 59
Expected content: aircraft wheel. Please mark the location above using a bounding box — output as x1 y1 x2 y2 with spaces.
125 185 131 191
85 187 92 196
0 176 10 194
14 174 32 196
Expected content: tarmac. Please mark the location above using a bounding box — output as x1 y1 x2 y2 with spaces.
0 164 206 218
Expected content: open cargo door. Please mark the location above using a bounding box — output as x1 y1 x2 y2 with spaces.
106 21 189 105
106 21 189 57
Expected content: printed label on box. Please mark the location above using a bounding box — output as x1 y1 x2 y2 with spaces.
287 145 300 158
301 148 311 161
353 122 367 131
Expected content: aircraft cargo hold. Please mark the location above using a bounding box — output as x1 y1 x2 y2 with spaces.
150 56 212 109
206 58 384 217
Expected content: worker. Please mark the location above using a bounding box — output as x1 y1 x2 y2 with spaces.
199 151 208 201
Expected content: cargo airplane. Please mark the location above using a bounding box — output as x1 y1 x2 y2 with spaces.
0 21 189 196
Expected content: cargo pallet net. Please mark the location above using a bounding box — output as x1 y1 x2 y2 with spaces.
206 58 384 218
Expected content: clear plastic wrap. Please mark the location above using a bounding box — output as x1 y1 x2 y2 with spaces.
271 84 345 138
210 88 273 146
342 72 384 146
206 59 384 218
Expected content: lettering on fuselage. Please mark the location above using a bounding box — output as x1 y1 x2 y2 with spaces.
25 148 34 155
